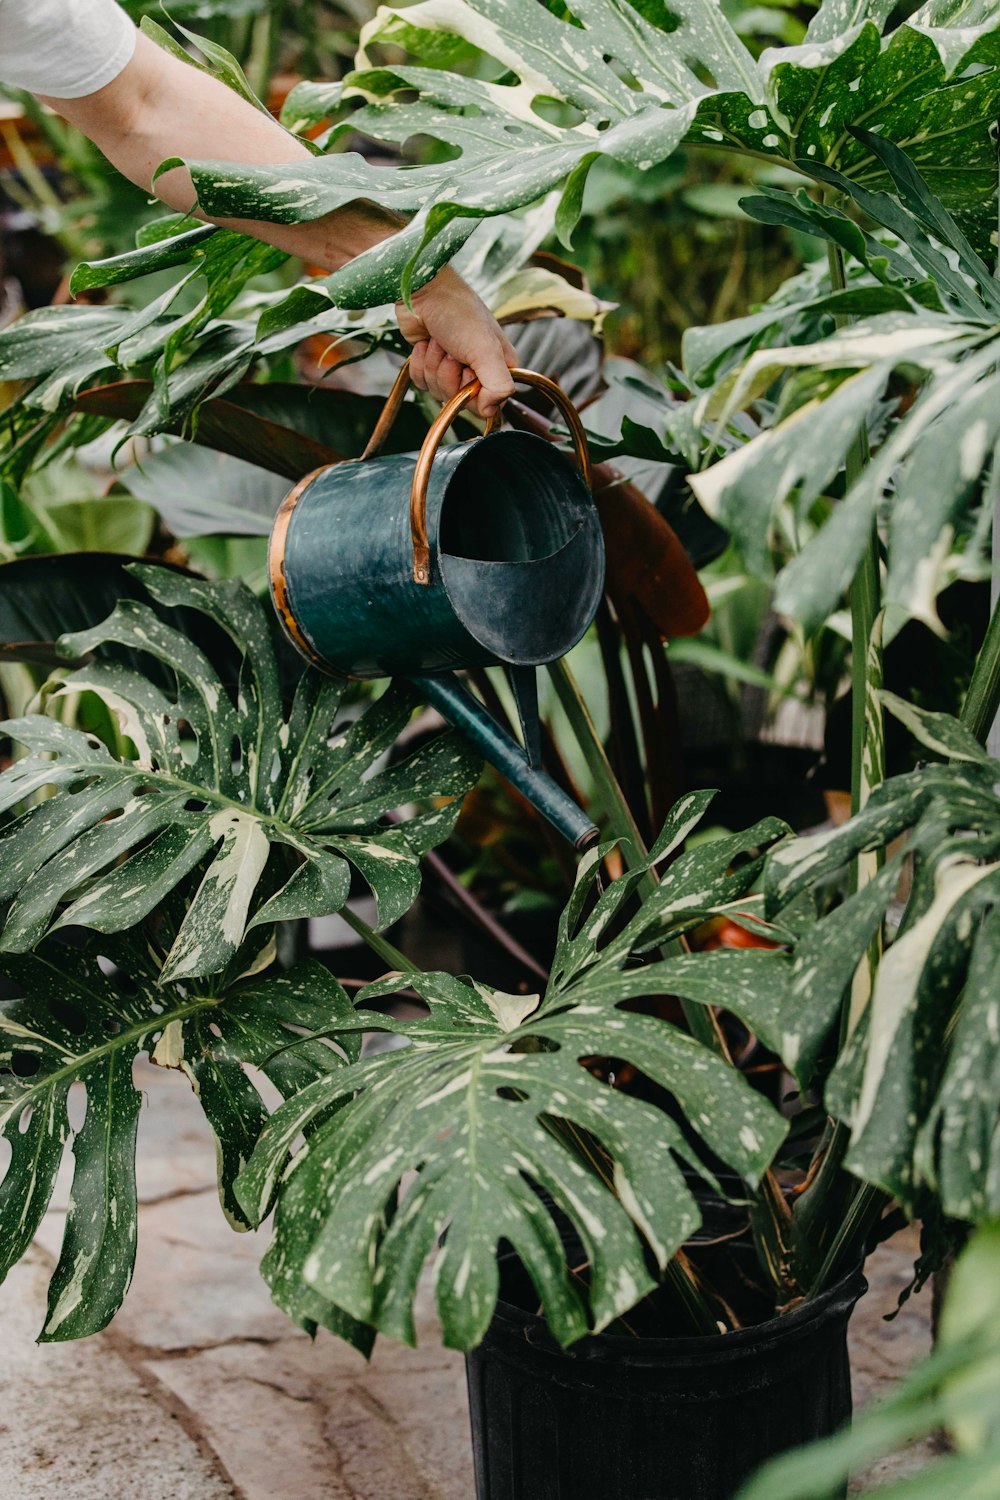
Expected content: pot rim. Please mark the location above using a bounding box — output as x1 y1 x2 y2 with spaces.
489 1263 867 1366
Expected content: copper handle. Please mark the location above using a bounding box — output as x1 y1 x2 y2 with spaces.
399 366 592 586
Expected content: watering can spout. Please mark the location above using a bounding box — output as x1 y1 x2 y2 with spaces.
410 673 599 852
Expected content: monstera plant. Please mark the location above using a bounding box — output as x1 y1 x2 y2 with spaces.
0 564 478 1339
1 5 999 1496
0 585 800 1352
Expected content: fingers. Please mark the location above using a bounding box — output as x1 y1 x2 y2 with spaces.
409 339 428 392
400 270 521 418
413 340 466 403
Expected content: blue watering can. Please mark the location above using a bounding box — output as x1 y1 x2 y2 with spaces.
268 364 605 848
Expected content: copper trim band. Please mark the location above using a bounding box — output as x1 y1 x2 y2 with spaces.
268 465 331 671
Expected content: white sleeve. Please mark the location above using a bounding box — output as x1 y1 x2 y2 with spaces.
0 0 137 99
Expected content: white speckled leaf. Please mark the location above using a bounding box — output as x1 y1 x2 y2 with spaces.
914 906 1000 1220
687 135 1000 634
0 566 478 978
237 800 792 1353
172 0 1000 286
237 963 786 1352
0 935 356 1340
764 739 1000 1219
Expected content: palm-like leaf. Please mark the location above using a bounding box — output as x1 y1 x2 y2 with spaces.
177 0 1000 288
763 697 1000 1220
0 930 358 1341
236 795 794 1352
687 133 1000 636
0 565 477 981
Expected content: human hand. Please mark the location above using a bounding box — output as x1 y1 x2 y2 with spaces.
396 265 517 419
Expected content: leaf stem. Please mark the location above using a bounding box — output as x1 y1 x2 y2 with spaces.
338 906 419 974
797 242 888 1295
961 597 1000 744
547 658 720 1053
808 1181 885 1297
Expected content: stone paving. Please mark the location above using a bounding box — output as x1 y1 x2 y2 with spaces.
2 1060 935 1500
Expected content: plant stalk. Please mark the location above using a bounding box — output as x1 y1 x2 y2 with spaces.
547 657 720 1053
338 906 419 974
799 242 889 1298
960 597 1000 744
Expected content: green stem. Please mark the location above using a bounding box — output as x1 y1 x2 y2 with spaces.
665 1254 723 1337
547 658 719 1052
961 599 1000 744
338 906 419 974
809 1181 885 1296
796 243 888 1296
252 0 288 101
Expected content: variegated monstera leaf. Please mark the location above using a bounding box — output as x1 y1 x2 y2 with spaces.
763 697 1000 1223
0 927 360 1341
684 133 1000 638
235 792 795 1352
176 0 1000 300
0 565 477 981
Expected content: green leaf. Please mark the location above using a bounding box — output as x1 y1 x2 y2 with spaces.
118 444 289 537
0 566 479 979
238 965 786 1352
765 750 1000 1218
0 552 232 681
238 799 795 1352
880 691 993 764
168 0 1000 294
737 1223 1000 1499
0 935 356 1340
914 907 1000 1221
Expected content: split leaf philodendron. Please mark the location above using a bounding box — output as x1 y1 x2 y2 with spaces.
0 929 360 1341
236 810 797 1353
764 697 1000 1223
183 0 1000 279
0 565 478 981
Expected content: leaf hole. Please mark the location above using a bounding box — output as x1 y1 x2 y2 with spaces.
100 962 140 998
47 998 87 1036
604 53 643 90
178 720 199 766
208 1022 223 1039
185 799 209 814
532 97 586 129
231 735 243 774
10 1049 40 1078
17 1105 34 1133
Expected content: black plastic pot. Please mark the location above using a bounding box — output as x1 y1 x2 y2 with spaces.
465 1266 866 1500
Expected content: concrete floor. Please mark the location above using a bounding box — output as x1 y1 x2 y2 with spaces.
1 1061 936 1500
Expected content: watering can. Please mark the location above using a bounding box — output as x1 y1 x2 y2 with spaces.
268 364 604 848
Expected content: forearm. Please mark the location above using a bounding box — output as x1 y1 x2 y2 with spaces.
41 31 399 269
41 27 517 415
